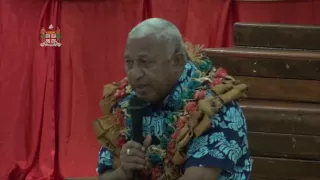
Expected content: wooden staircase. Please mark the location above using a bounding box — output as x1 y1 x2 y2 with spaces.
203 23 320 180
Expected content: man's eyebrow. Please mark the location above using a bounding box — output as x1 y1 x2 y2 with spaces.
137 53 149 58
124 53 133 59
124 53 151 59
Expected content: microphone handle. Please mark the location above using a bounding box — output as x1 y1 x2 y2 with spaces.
132 135 144 179
133 171 141 180
131 118 144 179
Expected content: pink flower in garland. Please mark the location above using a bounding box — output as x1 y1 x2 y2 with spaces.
120 78 128 89
114 78 128 98
114 89 126 98
185 102 197 113
194 90 206 100
212 67 228 86
176 116 187 129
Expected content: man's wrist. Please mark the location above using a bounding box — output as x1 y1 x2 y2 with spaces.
99 168 129 180
115 167 129 180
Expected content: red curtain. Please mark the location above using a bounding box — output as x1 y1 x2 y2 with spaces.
1 0 320 179
0 0 61 179
57 0 145 177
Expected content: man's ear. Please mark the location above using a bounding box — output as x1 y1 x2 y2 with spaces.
172 52 185 67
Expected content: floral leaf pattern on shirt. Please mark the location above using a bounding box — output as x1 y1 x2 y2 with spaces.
184 101 252 180
96 147 113 174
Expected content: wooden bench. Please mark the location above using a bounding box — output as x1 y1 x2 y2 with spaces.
203 22 320 180
65 23 320 180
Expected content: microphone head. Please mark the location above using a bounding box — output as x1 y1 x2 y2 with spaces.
128 96 148 111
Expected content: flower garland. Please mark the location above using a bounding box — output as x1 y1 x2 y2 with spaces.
112 57 228 179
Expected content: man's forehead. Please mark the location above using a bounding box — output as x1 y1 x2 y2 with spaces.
124 52 150 59
125 34 164 56
126 23 166 46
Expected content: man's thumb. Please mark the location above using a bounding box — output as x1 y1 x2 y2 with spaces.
143 135 152 147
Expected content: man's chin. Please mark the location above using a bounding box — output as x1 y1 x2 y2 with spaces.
135 92 157 102
135 93 150 101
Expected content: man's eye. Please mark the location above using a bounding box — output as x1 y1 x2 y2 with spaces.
125 60 133 64
139 59 148 64
140 60 154 65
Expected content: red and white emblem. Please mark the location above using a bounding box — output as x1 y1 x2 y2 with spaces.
40 24 61 47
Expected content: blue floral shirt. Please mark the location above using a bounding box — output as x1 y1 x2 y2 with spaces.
96 62 252 179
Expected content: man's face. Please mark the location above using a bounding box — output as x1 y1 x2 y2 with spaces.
124 34 177 102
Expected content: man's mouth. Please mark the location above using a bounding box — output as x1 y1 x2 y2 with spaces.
134 85 148 95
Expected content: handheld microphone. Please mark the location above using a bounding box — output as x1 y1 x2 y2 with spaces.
128 96 147 144
128 96 148 179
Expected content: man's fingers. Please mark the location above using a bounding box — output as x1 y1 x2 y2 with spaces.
143 135 152 148
126 148 145 159
122 162 145 171
126 156 146 165
124 141 145 151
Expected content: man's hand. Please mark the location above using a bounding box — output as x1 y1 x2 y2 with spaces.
178 167 222 180
118 136 152 179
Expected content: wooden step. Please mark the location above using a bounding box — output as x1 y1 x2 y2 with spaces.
248 132 320 160
242 100 320 160
236 76 320 103
203 48 320 80
251 156 320 180
233 23 320 50
241 100 320 135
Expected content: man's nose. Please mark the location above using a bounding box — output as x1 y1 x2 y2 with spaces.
130 65 144 81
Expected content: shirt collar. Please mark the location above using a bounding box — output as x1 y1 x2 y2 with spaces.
161 61 198 111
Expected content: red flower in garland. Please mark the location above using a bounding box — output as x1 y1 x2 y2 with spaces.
114 109 125 127
185 102 197 113
194 90 206 100
216 67 228 78
116 135 126 148
114 89 126 98
120 78 128 89
212 67 228 86
171 131 179 140
152 168 160 179
176 116 187 129
167 142 175 155
114 78 128 98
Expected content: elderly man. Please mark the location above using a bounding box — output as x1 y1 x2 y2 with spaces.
93 18 252 180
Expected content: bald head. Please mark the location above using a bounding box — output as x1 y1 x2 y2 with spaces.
127 18 184 57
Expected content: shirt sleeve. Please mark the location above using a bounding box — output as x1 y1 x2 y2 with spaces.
183 101 249 173
96 147 114 175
